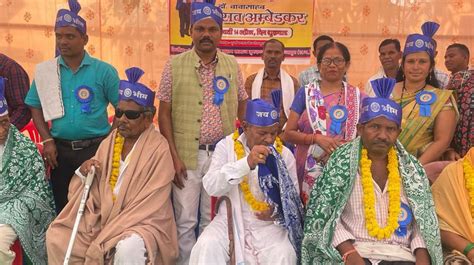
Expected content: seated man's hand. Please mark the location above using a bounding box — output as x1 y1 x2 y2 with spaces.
254 206 274 221
79 159 101 177
443 149 461 161
247 145 270 170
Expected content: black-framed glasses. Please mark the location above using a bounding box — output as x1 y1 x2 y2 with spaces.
115 109 147 120
320 57 346 66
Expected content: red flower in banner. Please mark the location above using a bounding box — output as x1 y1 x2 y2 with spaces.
410 3 420 12
124 3 134 15
341 25 350 36
145 41 154 52
106 26 115 37
360 44 368 55
85 9 95 20
149 80 157 90
318 106 327 120
5 0 12 7
382 26 390 36
26 49 34 59
125 46 133 56
5 33 13 44
322 8 332 19
142 2 152 15
24 12 32 22
88 44 96 56
44 27 52 38
453 0 464 10
362 5 370 17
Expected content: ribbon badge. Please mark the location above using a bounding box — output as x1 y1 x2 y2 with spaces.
395 202 413 237
213 76 230 106
416 91 437 117
74 85 94 114
329 105 348 135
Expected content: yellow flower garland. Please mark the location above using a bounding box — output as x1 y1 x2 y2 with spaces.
109 133 124 201
233 129 283 212
360 147 401 239
463 159 474 216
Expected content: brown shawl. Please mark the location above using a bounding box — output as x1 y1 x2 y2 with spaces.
46 125 178 265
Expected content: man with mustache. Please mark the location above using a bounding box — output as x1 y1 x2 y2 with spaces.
0 77 55 265
302 78 442 265
24 0 119 213
157 1 247 264
365 39 402 96
46 67 178 265
245 39 299 135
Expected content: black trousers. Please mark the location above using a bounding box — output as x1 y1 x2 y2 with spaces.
364 259 415 265
178 3 191 37
51 141 100 213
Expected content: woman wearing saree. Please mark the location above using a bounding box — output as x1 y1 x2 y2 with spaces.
392 22 458 166
283 42 363 206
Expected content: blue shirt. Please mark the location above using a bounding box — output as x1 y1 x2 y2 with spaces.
25 52 119 140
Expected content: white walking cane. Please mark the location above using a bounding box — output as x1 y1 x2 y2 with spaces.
63 166 96 265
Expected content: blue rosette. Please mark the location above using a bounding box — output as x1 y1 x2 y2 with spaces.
416 91 437 117
395 202 413 237
329 105 348 135
213 76 230 106
74 85 94 113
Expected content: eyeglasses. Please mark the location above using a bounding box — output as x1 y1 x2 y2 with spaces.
115 109 147 120
320 57 346 66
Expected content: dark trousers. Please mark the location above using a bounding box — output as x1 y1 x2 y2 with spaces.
51 141 100 213
364 259 415 265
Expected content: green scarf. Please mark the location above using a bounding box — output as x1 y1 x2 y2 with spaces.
302 137 442 265
0 125 56 265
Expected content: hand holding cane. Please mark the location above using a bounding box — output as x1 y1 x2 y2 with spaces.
63 166 95 265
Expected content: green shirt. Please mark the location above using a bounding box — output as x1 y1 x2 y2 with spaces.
25 52 119 140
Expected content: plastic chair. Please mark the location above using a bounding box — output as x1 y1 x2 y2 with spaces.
20 120 42 144
11 239 23 265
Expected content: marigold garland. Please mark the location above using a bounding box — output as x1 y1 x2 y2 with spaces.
360 147 401 239
233 129 282 212
110 133 124 201
463 159 474 216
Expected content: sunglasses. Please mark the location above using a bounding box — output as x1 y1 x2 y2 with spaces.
115 109 147 120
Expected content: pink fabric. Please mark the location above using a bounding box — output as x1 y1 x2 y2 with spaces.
332 172 426 252
157 59 247 145
297 84 362 205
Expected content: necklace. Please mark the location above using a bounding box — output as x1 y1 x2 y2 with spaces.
110 133 124 201
360 147 401 239
463 158 474 216
233 130 283 212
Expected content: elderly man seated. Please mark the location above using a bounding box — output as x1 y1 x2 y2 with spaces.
0 77 56 265
190 98 304 264
46 67 178 265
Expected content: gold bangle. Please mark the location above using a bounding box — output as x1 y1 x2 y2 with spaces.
41 138 54 144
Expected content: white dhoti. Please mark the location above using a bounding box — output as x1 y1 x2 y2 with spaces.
190 211 296 265
114 233 147 265
0 224 18 265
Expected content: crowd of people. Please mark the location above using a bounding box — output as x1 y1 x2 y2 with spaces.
0 0 473 264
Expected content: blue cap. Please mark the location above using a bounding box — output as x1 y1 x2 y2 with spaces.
119 67 155 107
360 78 402 126
191 2 223 28
0 77 8 116
403 21 439 58
245 99 279 127
55 0 87 34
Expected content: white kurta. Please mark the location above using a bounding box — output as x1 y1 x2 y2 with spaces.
190 133 299 265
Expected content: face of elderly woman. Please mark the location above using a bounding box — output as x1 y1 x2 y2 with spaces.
402 51 433 84
318 47 350 83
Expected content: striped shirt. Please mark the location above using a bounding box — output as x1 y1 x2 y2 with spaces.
332 172 426 258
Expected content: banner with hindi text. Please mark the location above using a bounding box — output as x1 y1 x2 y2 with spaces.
169 0 314 64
